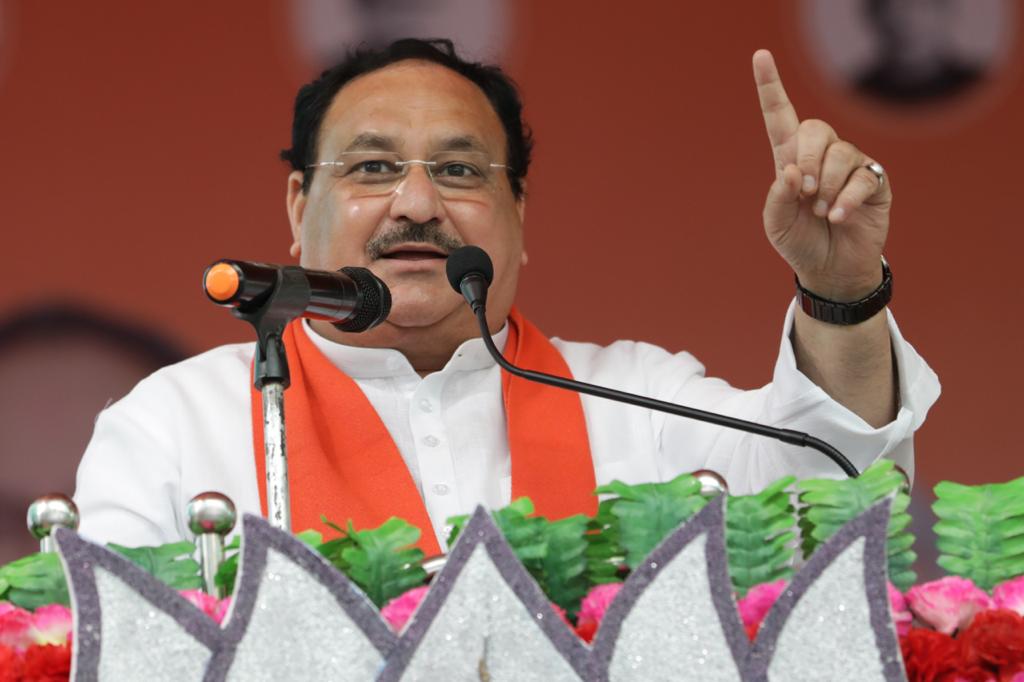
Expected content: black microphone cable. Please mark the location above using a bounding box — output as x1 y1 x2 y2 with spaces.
446 246 860 479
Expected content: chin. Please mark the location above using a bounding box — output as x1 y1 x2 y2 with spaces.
383 291 461 329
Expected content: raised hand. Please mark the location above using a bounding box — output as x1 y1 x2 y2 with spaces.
753 49 892 301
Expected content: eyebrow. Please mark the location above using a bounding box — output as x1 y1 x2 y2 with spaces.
342 133 398 152
435 135 490 154
339 133 492 155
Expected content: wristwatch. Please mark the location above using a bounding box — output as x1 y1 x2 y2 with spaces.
796 257 892 325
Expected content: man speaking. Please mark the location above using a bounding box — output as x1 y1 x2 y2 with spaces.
74 39 939 553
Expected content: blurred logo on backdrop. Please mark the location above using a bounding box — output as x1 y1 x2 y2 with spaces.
799 0 1016 111
287 0 510 69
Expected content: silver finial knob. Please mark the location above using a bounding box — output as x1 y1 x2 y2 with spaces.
691 469 729 497
27 494 80 552
187 492 236 598
186 492 237 536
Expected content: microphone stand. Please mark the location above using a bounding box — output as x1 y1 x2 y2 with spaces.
232 266 313 532
469 305 860 478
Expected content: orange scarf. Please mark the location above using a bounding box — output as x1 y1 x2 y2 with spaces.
250 308 596 554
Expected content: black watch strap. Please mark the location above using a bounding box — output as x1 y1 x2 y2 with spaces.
796 258 892 325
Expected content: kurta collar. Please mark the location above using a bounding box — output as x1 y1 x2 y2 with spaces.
300 319 509 379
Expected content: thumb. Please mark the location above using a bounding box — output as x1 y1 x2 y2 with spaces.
763 163 802 240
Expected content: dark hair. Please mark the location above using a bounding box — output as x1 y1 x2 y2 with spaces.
280 38 532 199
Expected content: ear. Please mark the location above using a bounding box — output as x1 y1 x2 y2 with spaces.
286 171 307 259
515 181 527 223
516 182 528 265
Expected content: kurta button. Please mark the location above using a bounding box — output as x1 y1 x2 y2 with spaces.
419 398 433 413
432 483 450 495
422 435 440 447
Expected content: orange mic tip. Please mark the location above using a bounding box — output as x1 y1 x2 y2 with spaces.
205 262 240 301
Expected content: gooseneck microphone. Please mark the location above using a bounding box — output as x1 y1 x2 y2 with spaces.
445 246 859 478
204 259 391 333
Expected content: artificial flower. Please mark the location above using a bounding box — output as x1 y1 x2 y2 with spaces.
575 583 623 643
0 603 34 652
994 577 1024 618
888 582 913 637
21 642 71 681
906 577 994 635
737 580 787 639
899 628 960 682
956 609 1024 675
28 605 71 647
0 644 24 682
381 586 430 633
179 590 232 625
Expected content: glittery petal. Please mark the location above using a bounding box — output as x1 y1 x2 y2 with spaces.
212 515 396 680
744 501 905 682
378 507 593 680
54 528 221 682
591 497 747 681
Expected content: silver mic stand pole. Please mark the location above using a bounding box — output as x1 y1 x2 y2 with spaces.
228 266 312 533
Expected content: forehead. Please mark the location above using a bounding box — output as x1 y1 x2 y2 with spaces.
319 60 507 156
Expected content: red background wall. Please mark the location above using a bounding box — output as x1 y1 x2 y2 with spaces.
0 1 1021 553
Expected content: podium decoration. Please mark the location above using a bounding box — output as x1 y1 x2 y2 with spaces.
3 464 1024 680
49 500 901 681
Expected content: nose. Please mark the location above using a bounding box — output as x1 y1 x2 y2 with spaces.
388 163 447 225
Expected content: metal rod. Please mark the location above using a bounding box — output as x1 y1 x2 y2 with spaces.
261 381 292 532
198 533 225 597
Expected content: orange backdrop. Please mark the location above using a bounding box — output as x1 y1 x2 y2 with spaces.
0 0 1021 508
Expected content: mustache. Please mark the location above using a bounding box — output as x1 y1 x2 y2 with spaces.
365 220 465 260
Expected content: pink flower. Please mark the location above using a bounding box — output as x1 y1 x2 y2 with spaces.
0 602 34 651
993 576 1024 617
381 586 429 633
737 580 788 635
29 605 72 646
905 576 994 635
575 583 623 642
179 590 232 625
887 583 912 637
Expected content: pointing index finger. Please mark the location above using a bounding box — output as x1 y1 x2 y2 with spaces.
753 49 800 168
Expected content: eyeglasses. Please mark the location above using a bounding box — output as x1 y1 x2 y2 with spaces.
306 151 510 198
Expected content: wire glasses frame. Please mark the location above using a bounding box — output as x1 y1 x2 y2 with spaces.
305 151 511 198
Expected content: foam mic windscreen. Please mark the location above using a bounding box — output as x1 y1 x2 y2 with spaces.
445 246 494 293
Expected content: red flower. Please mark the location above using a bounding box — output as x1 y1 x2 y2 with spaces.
958 609 1024 674
901 628 961 681
0 644 25 682
21 643 71 681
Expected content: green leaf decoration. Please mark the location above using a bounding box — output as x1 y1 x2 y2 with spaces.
107 540 203 591
448 499 588 615
537 514 590 617
593 474 707 569
340 517 426 608
726 476 796 596
797 460 917 590
215 528 346 598
933 476 1024 590
0 552 69 610
214 536 242 596
585 497 625 585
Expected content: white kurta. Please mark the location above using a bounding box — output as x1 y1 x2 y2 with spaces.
74 302 940 549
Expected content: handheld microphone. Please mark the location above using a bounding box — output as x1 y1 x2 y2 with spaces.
203 259 391 333
445 246 859 478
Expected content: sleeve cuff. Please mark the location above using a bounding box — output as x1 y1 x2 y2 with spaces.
763 299 941 480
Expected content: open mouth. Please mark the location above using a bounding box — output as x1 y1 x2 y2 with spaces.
378 244 448 261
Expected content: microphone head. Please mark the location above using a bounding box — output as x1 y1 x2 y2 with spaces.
446 246 494 293
334 267 392 333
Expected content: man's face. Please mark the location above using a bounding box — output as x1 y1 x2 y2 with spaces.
287 60 525 333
